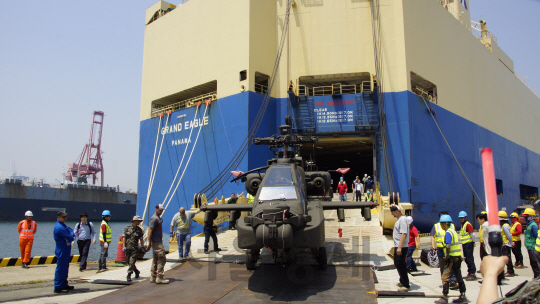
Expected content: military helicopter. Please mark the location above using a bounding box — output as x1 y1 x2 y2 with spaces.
197 124 376 270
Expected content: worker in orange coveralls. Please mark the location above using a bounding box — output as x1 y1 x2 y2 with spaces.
18 210 37 268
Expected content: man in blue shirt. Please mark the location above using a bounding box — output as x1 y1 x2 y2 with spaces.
53 211 75 293
73 212 96 272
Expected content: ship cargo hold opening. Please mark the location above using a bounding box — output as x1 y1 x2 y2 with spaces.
299 137 374 192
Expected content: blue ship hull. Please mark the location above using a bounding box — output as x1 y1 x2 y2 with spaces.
137 90 540 233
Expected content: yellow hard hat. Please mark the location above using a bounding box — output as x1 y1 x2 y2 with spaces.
481 211 487 214
523 208 536 216
510 212 519 218
498 210 508 218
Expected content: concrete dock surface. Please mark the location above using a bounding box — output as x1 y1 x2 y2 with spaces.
0 208 538 303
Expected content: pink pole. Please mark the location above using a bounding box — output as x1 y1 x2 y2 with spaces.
481 148 499 226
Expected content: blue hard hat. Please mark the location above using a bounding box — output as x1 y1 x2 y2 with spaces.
458 211 467 218
102 210 111 216
440 214 452 223
367 190 370 194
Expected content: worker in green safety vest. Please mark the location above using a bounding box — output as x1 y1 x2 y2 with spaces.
431 211 455 275
523 208 540 279
435 214 467 304
458 211 476 281
98 210 112 272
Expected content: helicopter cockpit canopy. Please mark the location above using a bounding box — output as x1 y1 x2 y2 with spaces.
258 166 297 201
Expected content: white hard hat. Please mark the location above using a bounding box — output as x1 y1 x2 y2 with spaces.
25 211 33 217
407 216 413 225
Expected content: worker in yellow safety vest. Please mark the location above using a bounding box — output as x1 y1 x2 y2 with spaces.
458 211 476 281
435 214 467 304
431 211 455 275
98 210 112 272
499 210 515 278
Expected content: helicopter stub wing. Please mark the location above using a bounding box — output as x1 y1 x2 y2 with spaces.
320 201 376 210
200 204 254 212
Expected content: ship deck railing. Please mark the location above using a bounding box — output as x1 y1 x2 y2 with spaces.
151 91 217 117
297 81 371 96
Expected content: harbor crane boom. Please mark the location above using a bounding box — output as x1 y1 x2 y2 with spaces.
65 111 105 186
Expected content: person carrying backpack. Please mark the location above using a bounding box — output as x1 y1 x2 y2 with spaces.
73 212 96 271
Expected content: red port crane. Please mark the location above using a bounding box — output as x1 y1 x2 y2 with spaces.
65 111 105 186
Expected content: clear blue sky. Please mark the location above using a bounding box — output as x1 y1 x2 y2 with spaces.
0 0 539 192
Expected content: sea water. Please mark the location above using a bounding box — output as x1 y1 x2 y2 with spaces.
0 221 171 261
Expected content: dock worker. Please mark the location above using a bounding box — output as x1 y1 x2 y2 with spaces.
18 210 36 268
523 208 540 278
147 204 169 284
406 216 419 272
247 193 254 204
476 212 489 261
458 211 477 281
123 215 144 282
353 176 364 202
73 212 96 272
98 210 112 272
364 176 374 197
336 177 347 202
434 214 467 304
431 212 455 275
365 190 373 202
53 211 75 293
362 174 368 184
499 210 515 278
227 193 239 230
170 206 203 260
432 211 458 289
509 212 524 269
390 205 410 292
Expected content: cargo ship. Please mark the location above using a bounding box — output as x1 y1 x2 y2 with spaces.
0 178 137 222
137 0 540 233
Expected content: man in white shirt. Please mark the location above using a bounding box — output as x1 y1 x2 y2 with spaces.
391 205 410 292
352 176 364 202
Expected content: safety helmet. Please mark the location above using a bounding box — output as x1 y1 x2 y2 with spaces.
523 208 536 216
509 212 519 218
25 211 33 217
458 211 467 218
498 210 508 218
439 214 452 223
102 210 111 216
367 191 370 194
481 211 487 214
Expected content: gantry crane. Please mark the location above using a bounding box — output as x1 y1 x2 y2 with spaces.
65 111 105 186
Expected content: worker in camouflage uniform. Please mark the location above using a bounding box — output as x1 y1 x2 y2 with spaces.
123 215 145 282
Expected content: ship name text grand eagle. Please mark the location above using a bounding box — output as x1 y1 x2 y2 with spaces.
161 116 210 135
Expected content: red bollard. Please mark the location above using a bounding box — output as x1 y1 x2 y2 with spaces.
115 236 126 264
338 228 343 238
